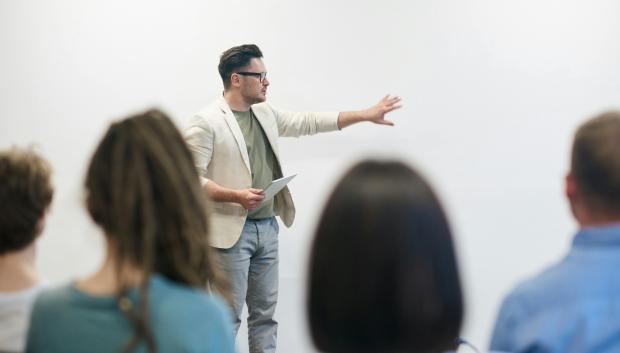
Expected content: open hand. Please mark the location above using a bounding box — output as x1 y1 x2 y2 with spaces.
364 95 402 126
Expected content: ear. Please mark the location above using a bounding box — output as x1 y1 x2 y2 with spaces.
565 172 577 201
230 73 240 87
34 210 48 238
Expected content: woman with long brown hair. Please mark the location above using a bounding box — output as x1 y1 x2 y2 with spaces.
26 109 235 353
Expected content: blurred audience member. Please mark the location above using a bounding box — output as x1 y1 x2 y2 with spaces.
491 111 620 353
307 160 464 353
25 110 235 353
0 147 53 353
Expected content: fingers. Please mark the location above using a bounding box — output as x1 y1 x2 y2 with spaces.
241 188 265 210
380 95 402 112
247 192 265 201
385 103 403 113
246 197 264 209
382 95 401 103
377 119 394 126
386 96 401 106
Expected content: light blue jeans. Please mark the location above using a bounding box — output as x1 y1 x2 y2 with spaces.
216 217 279 353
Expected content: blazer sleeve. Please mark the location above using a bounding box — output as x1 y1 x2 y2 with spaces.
184 118 214 185
271 105 340 137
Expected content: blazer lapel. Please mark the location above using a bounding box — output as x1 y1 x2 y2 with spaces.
252 108 280 158
218 98 252 174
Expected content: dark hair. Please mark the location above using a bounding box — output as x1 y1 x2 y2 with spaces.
85 109 229 353
571 111 620 213
218 44 263 89
0 147 53 255
308 160 463 353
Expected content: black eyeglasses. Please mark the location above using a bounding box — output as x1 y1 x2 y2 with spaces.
236 71 267 82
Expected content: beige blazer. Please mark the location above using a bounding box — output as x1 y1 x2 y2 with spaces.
185 97 339 249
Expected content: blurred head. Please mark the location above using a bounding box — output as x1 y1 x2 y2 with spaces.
566 111 620 224
0 147 53 256
308 160 463 353
218 44 269 103
85 109 228 352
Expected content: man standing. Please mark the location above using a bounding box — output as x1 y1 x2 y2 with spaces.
490 111 620 353
185 44 401 353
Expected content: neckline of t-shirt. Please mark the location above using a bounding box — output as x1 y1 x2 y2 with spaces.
231 109 254 117
0 283 45 301
68 274 168 306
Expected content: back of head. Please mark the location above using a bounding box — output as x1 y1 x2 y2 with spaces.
85 109 219 287
218 44 263 89
85 109 229 352
0 147 53 256
571 111 620 214
308 160 463 353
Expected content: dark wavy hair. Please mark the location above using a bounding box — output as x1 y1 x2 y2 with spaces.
85 109 229 353
308 160 463 353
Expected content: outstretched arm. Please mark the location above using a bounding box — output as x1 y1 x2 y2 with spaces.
337 95 402 129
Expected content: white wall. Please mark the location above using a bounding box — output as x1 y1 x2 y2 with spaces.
2 1 620 352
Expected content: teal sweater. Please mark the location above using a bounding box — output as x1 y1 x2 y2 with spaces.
26 274 236 353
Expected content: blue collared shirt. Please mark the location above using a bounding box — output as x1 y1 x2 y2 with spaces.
490 225 620 353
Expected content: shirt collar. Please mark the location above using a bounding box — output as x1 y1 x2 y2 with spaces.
573 224 620 248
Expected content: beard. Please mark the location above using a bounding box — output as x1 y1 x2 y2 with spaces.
242 89 266 105
250 94 266 105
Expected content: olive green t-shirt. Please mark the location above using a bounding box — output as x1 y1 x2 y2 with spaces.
232 109 277 219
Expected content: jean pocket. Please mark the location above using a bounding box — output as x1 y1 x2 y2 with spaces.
272 217 280 234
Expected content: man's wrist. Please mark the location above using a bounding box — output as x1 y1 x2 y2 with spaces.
230 189 242 204
338 111 368 129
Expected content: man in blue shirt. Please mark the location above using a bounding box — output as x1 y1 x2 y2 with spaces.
490 111 620 353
